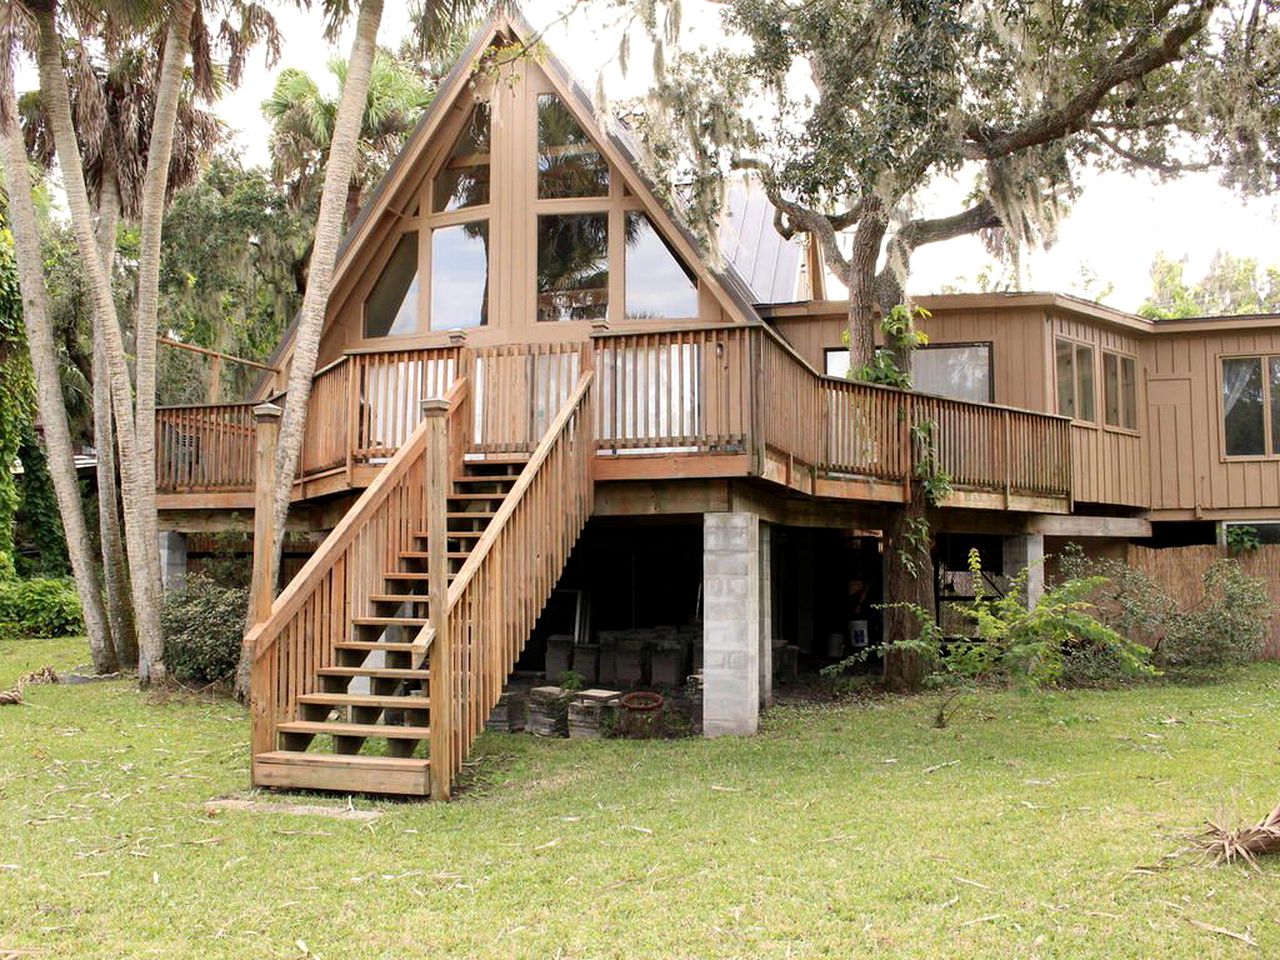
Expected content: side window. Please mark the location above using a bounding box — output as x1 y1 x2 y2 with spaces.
364 233 419 338
824 348 851 377
1103 351 1138 430
1056 338 1096 422
911 343 992 403
1222 356 1267 456
624 212 697 319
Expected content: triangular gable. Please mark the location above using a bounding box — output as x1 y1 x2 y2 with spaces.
260 4 763 394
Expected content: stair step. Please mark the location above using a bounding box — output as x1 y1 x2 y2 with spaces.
298 692 430 710
253 751 430 796
414 529 483 539
465 454 530 464
369 593 429 605
279 720 430 739
454 474 520 484
448 492 509 500
317 666 430 680
351 616 428 628
334 640 419 652
396 551 470 560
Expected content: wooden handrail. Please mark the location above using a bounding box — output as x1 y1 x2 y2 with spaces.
248 377 468 661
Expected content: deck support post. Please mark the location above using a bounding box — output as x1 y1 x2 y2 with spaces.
703 511 762 737
423 398 453 800
1002 533 1045 609
248 401 282 761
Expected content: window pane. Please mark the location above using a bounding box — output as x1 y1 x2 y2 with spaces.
825 349 851 377
1271 357 1280 455
911 344 991 404
1103 352 1120 426
537 94 608 199
364 233 418 337
1076 345 1095 421
430 221 488 329
1121 356 1137 430
624 212 697 319
1223 357 1265 456
433 104 490 212
537 213 608 321
1055 339 1075 419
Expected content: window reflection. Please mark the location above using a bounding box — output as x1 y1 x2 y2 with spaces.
912 344 992 404
537 94 608 199
624 212 697 319
1223 357 1265 456
364 233 419 337
431 222 489 329
433 103 491 213
537 213 608 321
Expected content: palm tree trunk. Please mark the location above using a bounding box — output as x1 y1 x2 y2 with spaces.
31 4 165 683
238 0 384 702
94 163 137 668
1 79 116 674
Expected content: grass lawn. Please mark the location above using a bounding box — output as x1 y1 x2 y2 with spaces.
2 638 1279 959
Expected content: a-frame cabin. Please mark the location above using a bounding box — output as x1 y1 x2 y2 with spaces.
156 7 1212 798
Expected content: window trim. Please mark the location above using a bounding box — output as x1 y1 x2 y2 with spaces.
1055 336 1098 427
1101 348 1140 436
1218 351 1280 462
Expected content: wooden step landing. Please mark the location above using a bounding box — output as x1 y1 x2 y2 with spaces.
253 751 430 796
334 640 419 653
298 692 430 710
368 594 430 606
351 616 428 628
278 720 431 739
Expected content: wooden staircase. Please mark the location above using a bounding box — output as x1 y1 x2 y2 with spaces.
247 371 595 798
253 458 525 795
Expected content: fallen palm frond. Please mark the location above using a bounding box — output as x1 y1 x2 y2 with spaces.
1199 802 1280 867
0 666 59 706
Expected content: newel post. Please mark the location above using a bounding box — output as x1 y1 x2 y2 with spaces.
423 398 453 800
249 402 283 627
248 401 282 761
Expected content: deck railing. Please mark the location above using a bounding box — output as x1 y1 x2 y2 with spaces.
428 371 595 793
157 324 1072 504
155 402 256 492
245 379 468 757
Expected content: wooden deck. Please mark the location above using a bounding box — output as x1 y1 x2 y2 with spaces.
155 323 1074 515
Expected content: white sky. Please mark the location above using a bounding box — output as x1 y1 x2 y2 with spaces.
20 0 1280 313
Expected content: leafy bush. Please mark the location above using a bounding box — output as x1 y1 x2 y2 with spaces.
873 550 1154 724
0 577 83 637
1058 546 1272 674
1157 559 1272 671
162 575 248 685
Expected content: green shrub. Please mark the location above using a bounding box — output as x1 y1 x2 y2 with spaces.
162 575 248 685
0 577 83 637
1157 559 1272 671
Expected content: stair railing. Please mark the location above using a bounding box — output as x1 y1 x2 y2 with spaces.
423 369 595 798
245 378 469 764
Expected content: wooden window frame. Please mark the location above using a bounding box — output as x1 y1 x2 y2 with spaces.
1218 352 1280 462
1101 348 1140 436
1055 336 1098 427
529 83 700 324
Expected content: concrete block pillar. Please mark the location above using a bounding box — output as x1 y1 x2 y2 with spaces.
158 531 188 592
759 520 773 709
703 511 761 737
1003 533 1045 608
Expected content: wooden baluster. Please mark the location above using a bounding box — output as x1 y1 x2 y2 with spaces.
423 398 453 801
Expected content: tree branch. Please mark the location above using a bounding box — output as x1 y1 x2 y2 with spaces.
1090 127 1211 174
961 0 1215 161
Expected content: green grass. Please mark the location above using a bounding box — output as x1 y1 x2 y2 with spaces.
2 643 1279 959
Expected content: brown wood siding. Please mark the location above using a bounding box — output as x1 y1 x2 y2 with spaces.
770 305 1049 410
1049 310 1149 508
1142 328 1280 518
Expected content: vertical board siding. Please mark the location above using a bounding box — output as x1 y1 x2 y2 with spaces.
1126 544 1280 659
1143 329 1280 516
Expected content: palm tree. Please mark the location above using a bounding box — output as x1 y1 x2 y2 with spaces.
21 39 223 669
1 62 115 674
263 49 433 227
